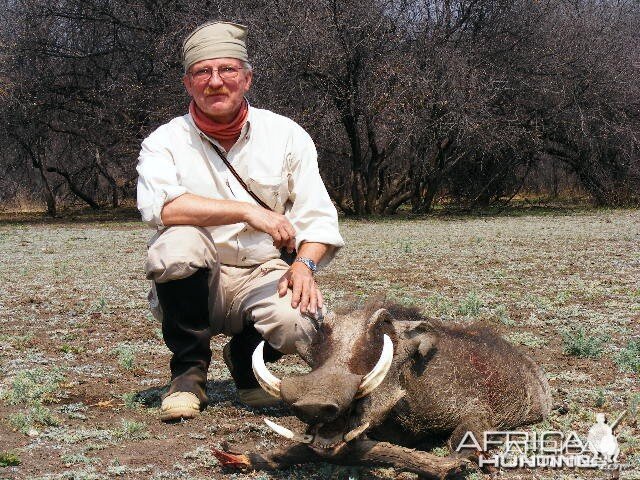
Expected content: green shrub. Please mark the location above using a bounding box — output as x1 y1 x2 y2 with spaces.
31 404 60 427
112 345 136 371
424 294 454 317
561 328 608 358
3 368 64 406
494 304 515 326
0 451 21 467
122 392 141 409
115 420 149 440
614 339 640 373
60 344 84 354
61 452 97 466
458 291 483 317
8 413 31 433
9 405 60 434
430 446 450 457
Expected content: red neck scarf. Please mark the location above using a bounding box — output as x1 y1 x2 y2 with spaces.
189 98 249 142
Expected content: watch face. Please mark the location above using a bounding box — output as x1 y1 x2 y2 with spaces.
297 257 317 272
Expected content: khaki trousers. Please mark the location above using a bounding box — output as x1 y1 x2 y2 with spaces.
144 225 317 354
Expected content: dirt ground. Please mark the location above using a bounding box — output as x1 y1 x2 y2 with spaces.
0 209 638 480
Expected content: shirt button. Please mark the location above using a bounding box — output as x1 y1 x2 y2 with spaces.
241 256 247 262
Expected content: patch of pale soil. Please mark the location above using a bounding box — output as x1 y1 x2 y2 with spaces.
0 210 638 479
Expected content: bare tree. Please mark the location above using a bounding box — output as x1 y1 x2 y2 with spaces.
1 0 195 211
0 0 637 213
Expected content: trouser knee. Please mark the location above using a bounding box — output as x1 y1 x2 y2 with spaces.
146 225 219 283
252 301 319 355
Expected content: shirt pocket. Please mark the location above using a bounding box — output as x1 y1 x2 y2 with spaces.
247 176 289 214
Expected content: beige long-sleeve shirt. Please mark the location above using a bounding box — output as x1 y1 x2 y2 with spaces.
136 106 344 267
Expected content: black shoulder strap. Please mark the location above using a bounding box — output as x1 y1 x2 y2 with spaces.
206 137 297 265
207 140 273 212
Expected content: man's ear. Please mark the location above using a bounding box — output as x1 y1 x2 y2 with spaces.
183 74 193 97
243 69 253 93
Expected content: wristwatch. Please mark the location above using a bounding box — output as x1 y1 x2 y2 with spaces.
295 257 317 273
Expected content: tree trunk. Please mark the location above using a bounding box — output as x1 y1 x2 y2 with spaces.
413 175 441 214
38 162 57 217
384 189 413 214
94 149 119 208
13 136 57 216
46 166 101 210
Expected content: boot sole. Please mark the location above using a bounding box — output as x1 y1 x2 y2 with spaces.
160 406 200 422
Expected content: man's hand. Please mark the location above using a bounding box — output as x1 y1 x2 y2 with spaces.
277 262 323 314
243 204 296 251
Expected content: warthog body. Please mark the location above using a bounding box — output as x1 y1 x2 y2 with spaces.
255 302 552 452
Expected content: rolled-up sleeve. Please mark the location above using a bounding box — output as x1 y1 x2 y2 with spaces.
136 129 188 229
286 126 344 268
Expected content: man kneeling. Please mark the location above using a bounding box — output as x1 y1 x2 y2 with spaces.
136 21 343 422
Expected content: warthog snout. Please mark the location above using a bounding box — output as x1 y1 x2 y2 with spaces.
280 370 363 424
291 400 341 424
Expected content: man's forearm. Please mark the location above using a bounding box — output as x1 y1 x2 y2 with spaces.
161 193 249 227
295 242 330 265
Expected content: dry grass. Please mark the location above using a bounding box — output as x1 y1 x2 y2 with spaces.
0 209 638 479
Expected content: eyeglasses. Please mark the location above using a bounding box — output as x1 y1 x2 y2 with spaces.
189 65 244 83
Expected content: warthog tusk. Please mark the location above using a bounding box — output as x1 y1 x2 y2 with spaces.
264 418 313 443
355 334 394 399
251 341 282 399
343 421 370 442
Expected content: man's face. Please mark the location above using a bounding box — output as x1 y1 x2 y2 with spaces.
183 57 252 123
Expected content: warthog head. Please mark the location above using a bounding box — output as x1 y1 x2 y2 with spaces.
252 306 396 450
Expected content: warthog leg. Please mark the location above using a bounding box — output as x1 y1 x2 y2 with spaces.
212 440 473 479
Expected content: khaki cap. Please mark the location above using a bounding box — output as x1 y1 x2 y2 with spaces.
182 21 248 72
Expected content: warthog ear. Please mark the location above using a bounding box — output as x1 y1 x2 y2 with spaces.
367 308 393 328
406 322 439 357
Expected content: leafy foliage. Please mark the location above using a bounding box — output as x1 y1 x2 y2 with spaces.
3 368 64 406
561 328 608 358
457 291 483 317
115 420 150 440
615 339 640 373
9 405 60 433
0 451 21 467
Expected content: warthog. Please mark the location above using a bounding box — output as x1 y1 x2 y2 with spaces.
252 302 552 453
